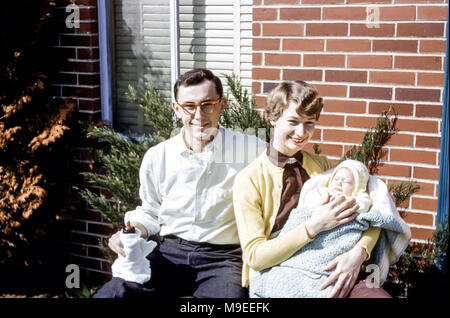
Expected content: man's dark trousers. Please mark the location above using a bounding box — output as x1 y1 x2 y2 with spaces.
93 235 247 298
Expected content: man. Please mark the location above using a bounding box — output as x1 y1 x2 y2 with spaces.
93 69 266 298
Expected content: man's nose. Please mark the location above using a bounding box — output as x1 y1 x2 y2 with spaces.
193 105 204 119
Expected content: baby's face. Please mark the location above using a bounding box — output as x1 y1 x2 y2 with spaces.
329 167 355 196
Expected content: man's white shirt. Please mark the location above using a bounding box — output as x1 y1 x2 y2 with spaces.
125 126 267 245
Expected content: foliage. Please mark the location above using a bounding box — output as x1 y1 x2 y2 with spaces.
343 110 397 175
220 73 271 142
64 283 95 298
0 0 74 263
388 216 448 298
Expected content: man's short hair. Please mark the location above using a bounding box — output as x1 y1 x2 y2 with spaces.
173 69 223 102
264 81 323 123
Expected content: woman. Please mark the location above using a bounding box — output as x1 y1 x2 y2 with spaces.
233 81 390 298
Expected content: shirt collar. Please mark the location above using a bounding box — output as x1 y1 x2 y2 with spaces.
176 125 224 156
267 142 303 168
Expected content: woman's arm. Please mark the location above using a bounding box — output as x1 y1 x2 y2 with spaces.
233 171 360 272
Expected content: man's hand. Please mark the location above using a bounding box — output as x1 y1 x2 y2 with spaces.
108 231 125 257
320 245 367 298
108 221 148 257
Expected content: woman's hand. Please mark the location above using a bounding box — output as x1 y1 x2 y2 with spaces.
304 195 359 238
320 245 367 298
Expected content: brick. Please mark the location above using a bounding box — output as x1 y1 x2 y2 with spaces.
254 95 267 108
303 54 345 67
377 164 411 178
317 114 345 126
373 40 418 53
78 99 101 111
252 53 262 66
63 61 99 72
386 133 414 147
418 6 449 20
390 149 436 164
395 0 443 3
420 40 446 53
416 136 441 149
379 6 416 20
323 129 365 143
55 73 78 85
314 84 347 97
326 70 367 83
253 0 262 4
411 197 438 212
395 56 442 71
397 118 439 133
323 7 366 20
253 38 280 51
283 69 323 81
75 21 99 35
396 88 441 102
79 7 98 20
403 212 434 226
397 23 444 37
71 256 102 271
348 55 392 69
347 0 392 3
369 102 414 116
280 8 321 20
410 227 435 241
62 86 100 98
77 48 99 59
253 23 261 36
350 24 395 37
306 23 348 36
326 39 371 52
263 23 304 36
264 0 299 4
323 99 366 114
345 116 378 129
314 143 343 157
417 72 445 87
414 181 436 196
60 34 99 47
252 68 280 80
253 8 277 21
302 0 344 3
414 167 440 180
415 104 442 118
369 71 415 85
265 53 301 66
252 82 261 94
350 86 392 100
88 223 115 236
71 232 103 246
79 74 100 85
283 39 325 51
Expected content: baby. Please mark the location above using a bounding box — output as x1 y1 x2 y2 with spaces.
250 159 408 298
307 159 371 213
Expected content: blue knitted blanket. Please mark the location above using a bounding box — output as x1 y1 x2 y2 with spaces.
250 172 411 298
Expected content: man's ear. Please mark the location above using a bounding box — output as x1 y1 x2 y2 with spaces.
219 98 227 115
172 102 181 118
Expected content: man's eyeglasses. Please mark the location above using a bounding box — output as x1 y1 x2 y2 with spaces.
177 99 222 114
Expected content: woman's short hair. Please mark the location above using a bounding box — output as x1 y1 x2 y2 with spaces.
173 69 223 102
264 81 323 123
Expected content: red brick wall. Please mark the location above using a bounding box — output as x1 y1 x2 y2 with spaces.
52 0 112 283
252 0 448 242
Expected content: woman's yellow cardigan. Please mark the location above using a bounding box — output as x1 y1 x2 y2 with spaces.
233 150 381 287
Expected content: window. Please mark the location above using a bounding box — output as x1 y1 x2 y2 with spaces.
111 0 252 134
